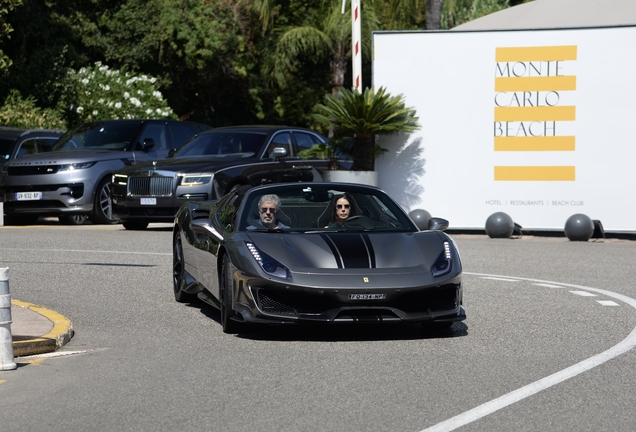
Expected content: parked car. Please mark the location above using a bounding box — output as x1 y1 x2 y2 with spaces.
111 125 343 230
0 127 65 167
0 119 211 225
172 182 465 333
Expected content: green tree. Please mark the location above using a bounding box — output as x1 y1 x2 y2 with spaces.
442 0 510 29
0 89 65 129
267 0 379 96
312 87 419 171
0 0 22 70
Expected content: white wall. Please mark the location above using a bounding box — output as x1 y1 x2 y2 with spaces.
373 26 636 232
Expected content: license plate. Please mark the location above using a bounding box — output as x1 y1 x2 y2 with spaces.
16 191 42 201
349 294 386 300
140 198 157 205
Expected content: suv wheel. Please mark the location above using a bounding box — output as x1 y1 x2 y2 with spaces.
90 178 118 224
59 215 88 225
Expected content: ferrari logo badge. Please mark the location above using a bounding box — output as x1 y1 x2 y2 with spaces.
363 277 369 283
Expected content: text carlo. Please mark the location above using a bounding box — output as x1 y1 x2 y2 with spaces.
494 60 565 138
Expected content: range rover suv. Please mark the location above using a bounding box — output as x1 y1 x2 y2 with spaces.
0 119 211 225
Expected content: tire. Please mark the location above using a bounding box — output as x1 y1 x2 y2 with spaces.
59 215 88 225
90 178 118 224
220 254 241 334
123 221 149 230
173 232 196 303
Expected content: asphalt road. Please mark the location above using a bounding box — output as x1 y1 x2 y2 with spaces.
1 222 635 432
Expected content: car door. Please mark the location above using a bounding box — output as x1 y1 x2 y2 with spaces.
291 131 332 177
254 131 314 185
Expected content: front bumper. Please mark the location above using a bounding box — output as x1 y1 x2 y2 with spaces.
234 278 464 325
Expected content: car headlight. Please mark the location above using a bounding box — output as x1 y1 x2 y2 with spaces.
246 242 290 279
57 162 97 172
431 241 453 277
112 173 128 185
178 173 212 186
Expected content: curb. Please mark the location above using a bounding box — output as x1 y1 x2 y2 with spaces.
11 300 74 357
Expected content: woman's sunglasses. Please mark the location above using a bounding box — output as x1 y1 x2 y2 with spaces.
336 204 351 210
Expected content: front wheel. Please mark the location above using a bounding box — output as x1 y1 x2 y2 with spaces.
90 178 118 225
220 254 241 334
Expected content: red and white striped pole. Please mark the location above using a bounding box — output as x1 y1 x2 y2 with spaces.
343 0 362 92
351 0 362 92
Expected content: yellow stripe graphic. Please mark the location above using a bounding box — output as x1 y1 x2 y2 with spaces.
495 106 575 122
495 76 576 92
495 166 575 181
495 136 575 151
496 46 577 62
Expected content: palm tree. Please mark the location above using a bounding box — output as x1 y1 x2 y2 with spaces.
268 0 379 97
312 86 420 171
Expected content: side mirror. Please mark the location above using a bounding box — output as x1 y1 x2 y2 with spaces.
168 148 177 158
271 146 288 159
428 217 449 231
140 138 156 151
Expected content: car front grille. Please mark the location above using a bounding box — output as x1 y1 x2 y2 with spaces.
6 165 61 175
254 283 460 318
128 176 174 197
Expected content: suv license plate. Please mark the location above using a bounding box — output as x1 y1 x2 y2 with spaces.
349 294 386 300
140 198 157 205
16 191 42 201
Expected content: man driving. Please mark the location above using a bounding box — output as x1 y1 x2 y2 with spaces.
247 194 290 230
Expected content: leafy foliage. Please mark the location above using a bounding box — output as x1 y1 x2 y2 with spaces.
312 87 419 171
58 62 176 125
442 0 510 29
0 0 22 69
0 89 65 129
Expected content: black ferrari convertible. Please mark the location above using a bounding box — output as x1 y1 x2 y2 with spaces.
172 182 465 333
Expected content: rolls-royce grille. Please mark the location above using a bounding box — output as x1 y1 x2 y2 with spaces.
128 176 174 197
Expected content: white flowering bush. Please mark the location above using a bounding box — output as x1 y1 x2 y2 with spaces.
62 62 177 124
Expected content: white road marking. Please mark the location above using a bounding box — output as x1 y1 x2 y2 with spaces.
0 247 171 256
18 350 89 360
534 283 564 288
570 290 598 297
480 277 520 282
421 273 636 432
597 300 620 306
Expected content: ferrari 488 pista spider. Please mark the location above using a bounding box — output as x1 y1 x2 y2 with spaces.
172 182 465 333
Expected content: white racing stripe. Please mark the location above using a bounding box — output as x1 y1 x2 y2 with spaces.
421 272 636 432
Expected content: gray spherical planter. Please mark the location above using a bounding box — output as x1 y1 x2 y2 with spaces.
485 212 514 238
564 213 594 241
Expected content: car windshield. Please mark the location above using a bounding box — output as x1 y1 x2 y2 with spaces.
174 131 267 158
238 184 417 233
52 122 141 151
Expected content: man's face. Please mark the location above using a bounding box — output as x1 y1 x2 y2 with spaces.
259 200 277 226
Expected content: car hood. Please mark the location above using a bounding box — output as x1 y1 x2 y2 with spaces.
120 156 258 174
4 149 134 165
246 231 451 273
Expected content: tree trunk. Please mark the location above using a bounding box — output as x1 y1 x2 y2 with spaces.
426 0 443 30
351 135 374 171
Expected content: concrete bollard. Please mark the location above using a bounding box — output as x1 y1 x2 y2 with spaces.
0 201 4 226
0 267 17 370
